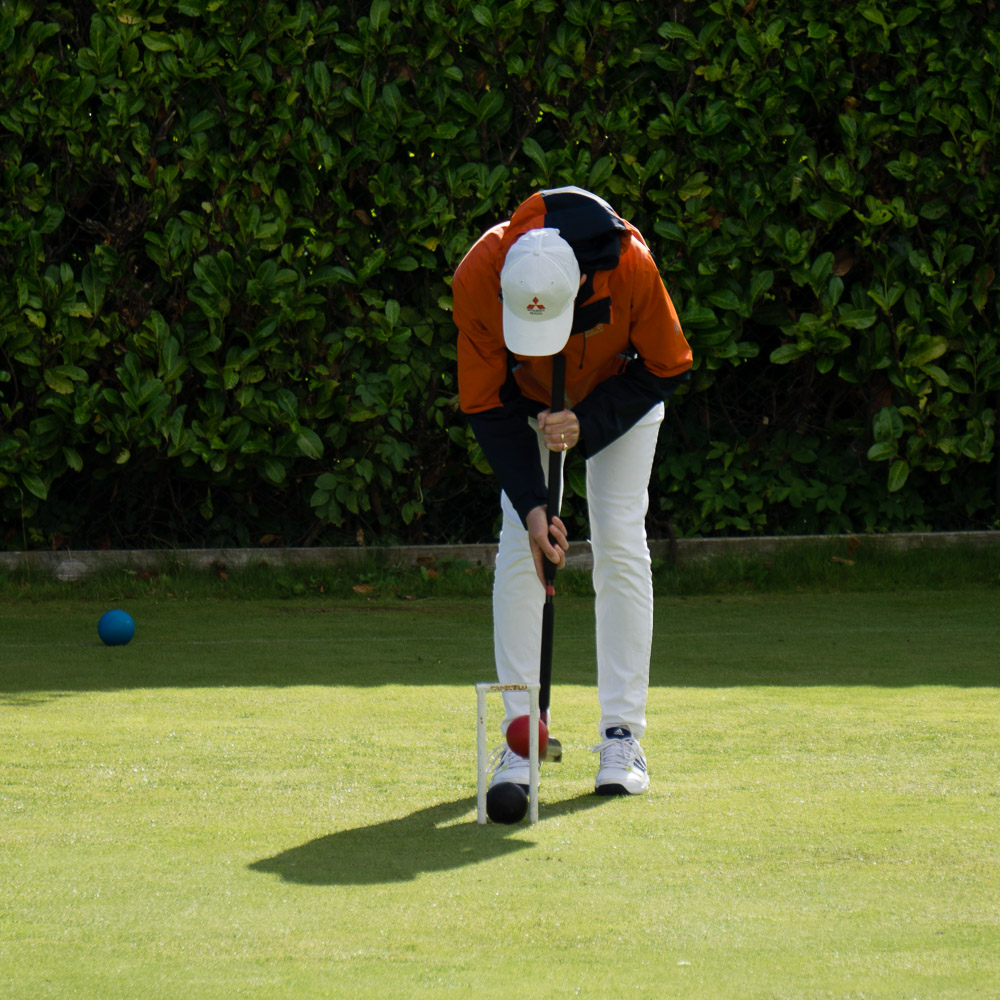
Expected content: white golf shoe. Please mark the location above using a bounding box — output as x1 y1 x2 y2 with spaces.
593 726 649 795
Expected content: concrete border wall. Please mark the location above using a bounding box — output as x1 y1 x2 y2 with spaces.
1 532 997 582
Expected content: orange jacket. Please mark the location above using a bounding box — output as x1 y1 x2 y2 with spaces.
456 190 691 413
453 188 693 523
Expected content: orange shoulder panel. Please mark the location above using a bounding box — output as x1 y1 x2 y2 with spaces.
454 223 507 414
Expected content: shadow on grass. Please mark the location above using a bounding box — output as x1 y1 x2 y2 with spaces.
249 792 613 885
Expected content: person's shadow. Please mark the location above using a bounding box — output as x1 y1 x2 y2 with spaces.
249 792 612 885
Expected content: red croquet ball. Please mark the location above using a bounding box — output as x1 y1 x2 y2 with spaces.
505 714 549 758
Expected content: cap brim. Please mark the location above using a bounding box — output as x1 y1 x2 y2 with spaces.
502 301 572 357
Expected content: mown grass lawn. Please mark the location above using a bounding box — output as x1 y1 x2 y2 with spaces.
2 586 998 999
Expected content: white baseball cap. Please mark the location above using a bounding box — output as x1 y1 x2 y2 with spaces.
500 228 581 356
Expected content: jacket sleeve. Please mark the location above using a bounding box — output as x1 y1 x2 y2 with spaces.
454 232 508 416
573 362 689 458
466 406 548 524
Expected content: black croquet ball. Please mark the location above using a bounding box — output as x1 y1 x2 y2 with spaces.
486 782 529 824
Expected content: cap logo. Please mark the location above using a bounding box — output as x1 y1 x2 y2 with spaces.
525 297 546 314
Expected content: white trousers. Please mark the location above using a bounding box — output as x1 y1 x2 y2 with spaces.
492 402 664 739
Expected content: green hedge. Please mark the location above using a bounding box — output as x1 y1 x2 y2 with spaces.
1 0 998 549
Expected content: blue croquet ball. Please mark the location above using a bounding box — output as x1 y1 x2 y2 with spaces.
98 609 135 646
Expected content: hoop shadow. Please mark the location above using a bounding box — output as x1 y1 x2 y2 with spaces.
249 791 612 886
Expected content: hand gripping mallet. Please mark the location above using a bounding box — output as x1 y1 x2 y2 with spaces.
538 351 566 763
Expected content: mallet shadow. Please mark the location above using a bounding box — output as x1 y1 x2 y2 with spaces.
249 791 613 886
